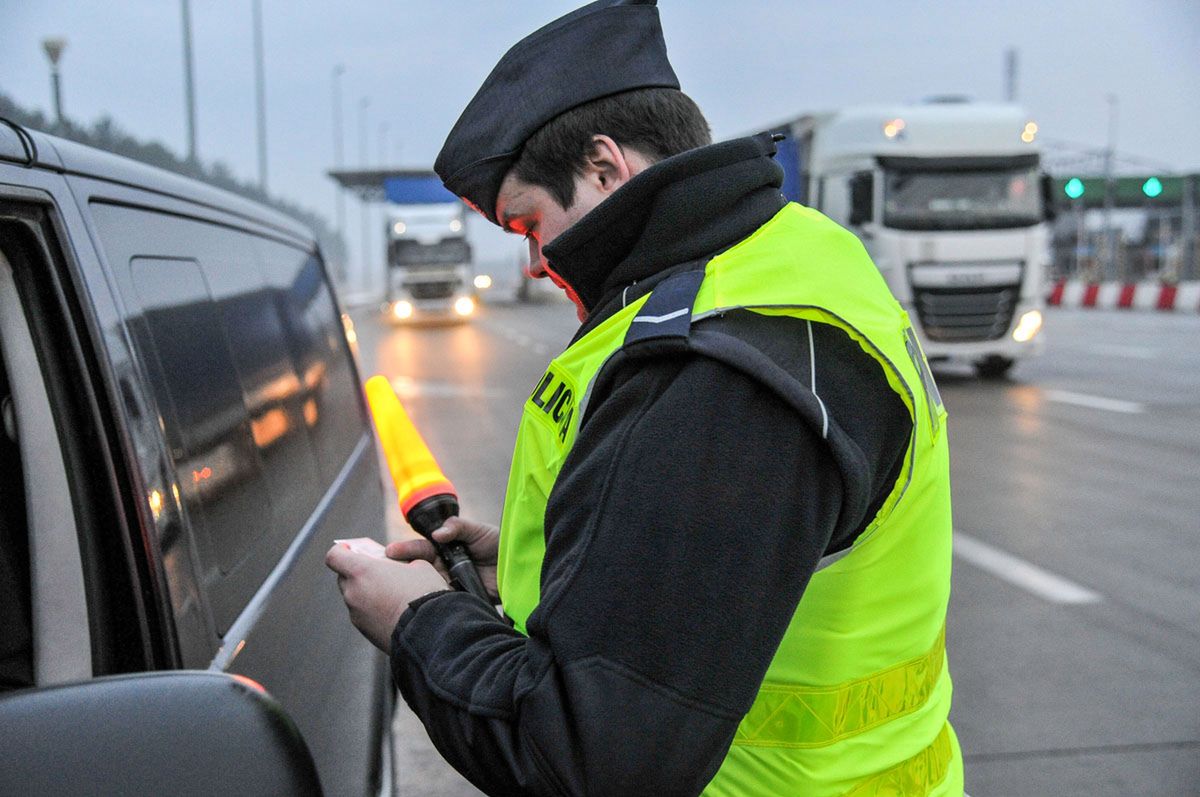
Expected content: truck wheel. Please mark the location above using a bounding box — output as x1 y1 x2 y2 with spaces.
975 356 1015 380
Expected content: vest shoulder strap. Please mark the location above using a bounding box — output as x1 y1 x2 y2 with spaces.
584 267 875 533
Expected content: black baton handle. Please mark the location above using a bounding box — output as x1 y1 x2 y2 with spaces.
406 494 491 603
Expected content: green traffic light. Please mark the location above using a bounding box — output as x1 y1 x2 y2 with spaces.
1064 177 1085 199
1142 177 1163 198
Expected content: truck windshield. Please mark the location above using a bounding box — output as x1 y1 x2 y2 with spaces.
884 166 1042 231
389 238 471 268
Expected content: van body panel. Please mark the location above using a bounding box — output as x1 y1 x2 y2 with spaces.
0 130 390 795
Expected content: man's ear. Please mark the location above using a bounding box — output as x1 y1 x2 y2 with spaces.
583 134 635 195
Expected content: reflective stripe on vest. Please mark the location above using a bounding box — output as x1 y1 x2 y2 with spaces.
841 723 954 797
734 626 945 749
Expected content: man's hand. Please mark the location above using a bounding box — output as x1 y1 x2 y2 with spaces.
386 517 501 602
325 544 449 652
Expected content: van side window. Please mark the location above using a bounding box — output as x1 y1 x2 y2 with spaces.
254 239 365 483
130 256 272 583
90 204 335 634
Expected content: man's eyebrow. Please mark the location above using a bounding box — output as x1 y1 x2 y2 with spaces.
500 210 526 234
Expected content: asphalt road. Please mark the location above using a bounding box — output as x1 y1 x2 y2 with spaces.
352 298 1200 797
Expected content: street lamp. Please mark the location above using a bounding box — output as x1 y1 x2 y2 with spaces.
252 0 268 193
331 64 346 283
358 96 370 168
181 0 198 163
358 96 371 294
41 37 67 127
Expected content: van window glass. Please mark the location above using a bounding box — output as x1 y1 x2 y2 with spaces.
204 244 323 558
254 239 365 482
90 203 327 633
128 257 270 586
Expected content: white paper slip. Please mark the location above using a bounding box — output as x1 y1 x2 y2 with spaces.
334 537 388 559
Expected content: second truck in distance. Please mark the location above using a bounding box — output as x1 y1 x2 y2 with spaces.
771 99 1053 378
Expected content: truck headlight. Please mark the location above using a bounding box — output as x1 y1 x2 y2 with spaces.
454 296 476 317
1012 309 1042 343
392 300 414 320
473 274 493 290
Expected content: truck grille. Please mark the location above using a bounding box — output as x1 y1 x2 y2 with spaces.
913 286 1018 342
409 281 458 300
390 238 471 266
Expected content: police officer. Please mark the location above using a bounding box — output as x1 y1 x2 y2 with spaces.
326 2 963 794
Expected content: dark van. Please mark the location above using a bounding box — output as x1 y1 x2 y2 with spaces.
0 120 392 796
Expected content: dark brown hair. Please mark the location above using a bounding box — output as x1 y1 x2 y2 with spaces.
512 87 711 209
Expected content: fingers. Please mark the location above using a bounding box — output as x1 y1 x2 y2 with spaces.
386 538 437 563
431 516 498 547
325 543 358 576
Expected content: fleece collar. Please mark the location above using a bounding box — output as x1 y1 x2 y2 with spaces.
542 132 786 324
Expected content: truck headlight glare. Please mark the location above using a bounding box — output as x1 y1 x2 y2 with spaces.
393 300 414 320
473 274 493 290
1012 309 1042 343
454 297 475 317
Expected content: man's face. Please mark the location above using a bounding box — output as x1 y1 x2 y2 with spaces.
495 172 595 319
494 135 649 321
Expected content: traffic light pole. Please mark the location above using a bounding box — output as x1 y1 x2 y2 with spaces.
1184 175 1197 280
1103 94 1118 281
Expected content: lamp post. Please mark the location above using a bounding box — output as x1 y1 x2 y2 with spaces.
379 121 389 166
252 0 268 193
358 97 371 294
180 0 198 164
331 64 346 283
41 37 67 128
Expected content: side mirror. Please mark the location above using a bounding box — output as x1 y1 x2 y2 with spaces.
1040 173 1059 222
0 671 323 796
849 171 874 227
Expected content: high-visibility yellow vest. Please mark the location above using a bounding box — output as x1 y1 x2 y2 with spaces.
497 203 963 796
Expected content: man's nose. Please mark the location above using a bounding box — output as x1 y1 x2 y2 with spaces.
527 240 547 278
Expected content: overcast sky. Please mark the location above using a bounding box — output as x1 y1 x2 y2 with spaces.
3 1 1198 282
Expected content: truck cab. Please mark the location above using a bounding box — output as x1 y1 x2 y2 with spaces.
776 101 1051 378
384 199 476 323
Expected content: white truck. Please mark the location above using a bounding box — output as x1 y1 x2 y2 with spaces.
383 174 478 322
771 100 1052 377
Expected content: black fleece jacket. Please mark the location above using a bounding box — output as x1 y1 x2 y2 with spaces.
389 135 912 796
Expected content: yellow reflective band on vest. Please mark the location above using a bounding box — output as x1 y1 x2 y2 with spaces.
841 723 954 797
497 203 962 796
734 627 945 749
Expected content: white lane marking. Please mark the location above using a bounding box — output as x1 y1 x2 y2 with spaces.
1045 389 1144 415
954 531 1103 605
1088 343 1160 361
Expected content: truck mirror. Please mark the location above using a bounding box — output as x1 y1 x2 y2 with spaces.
849 172 874 226
0 671 323 796
1039 173 1058 222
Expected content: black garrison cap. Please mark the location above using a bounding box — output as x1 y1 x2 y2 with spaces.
434 0 679 225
